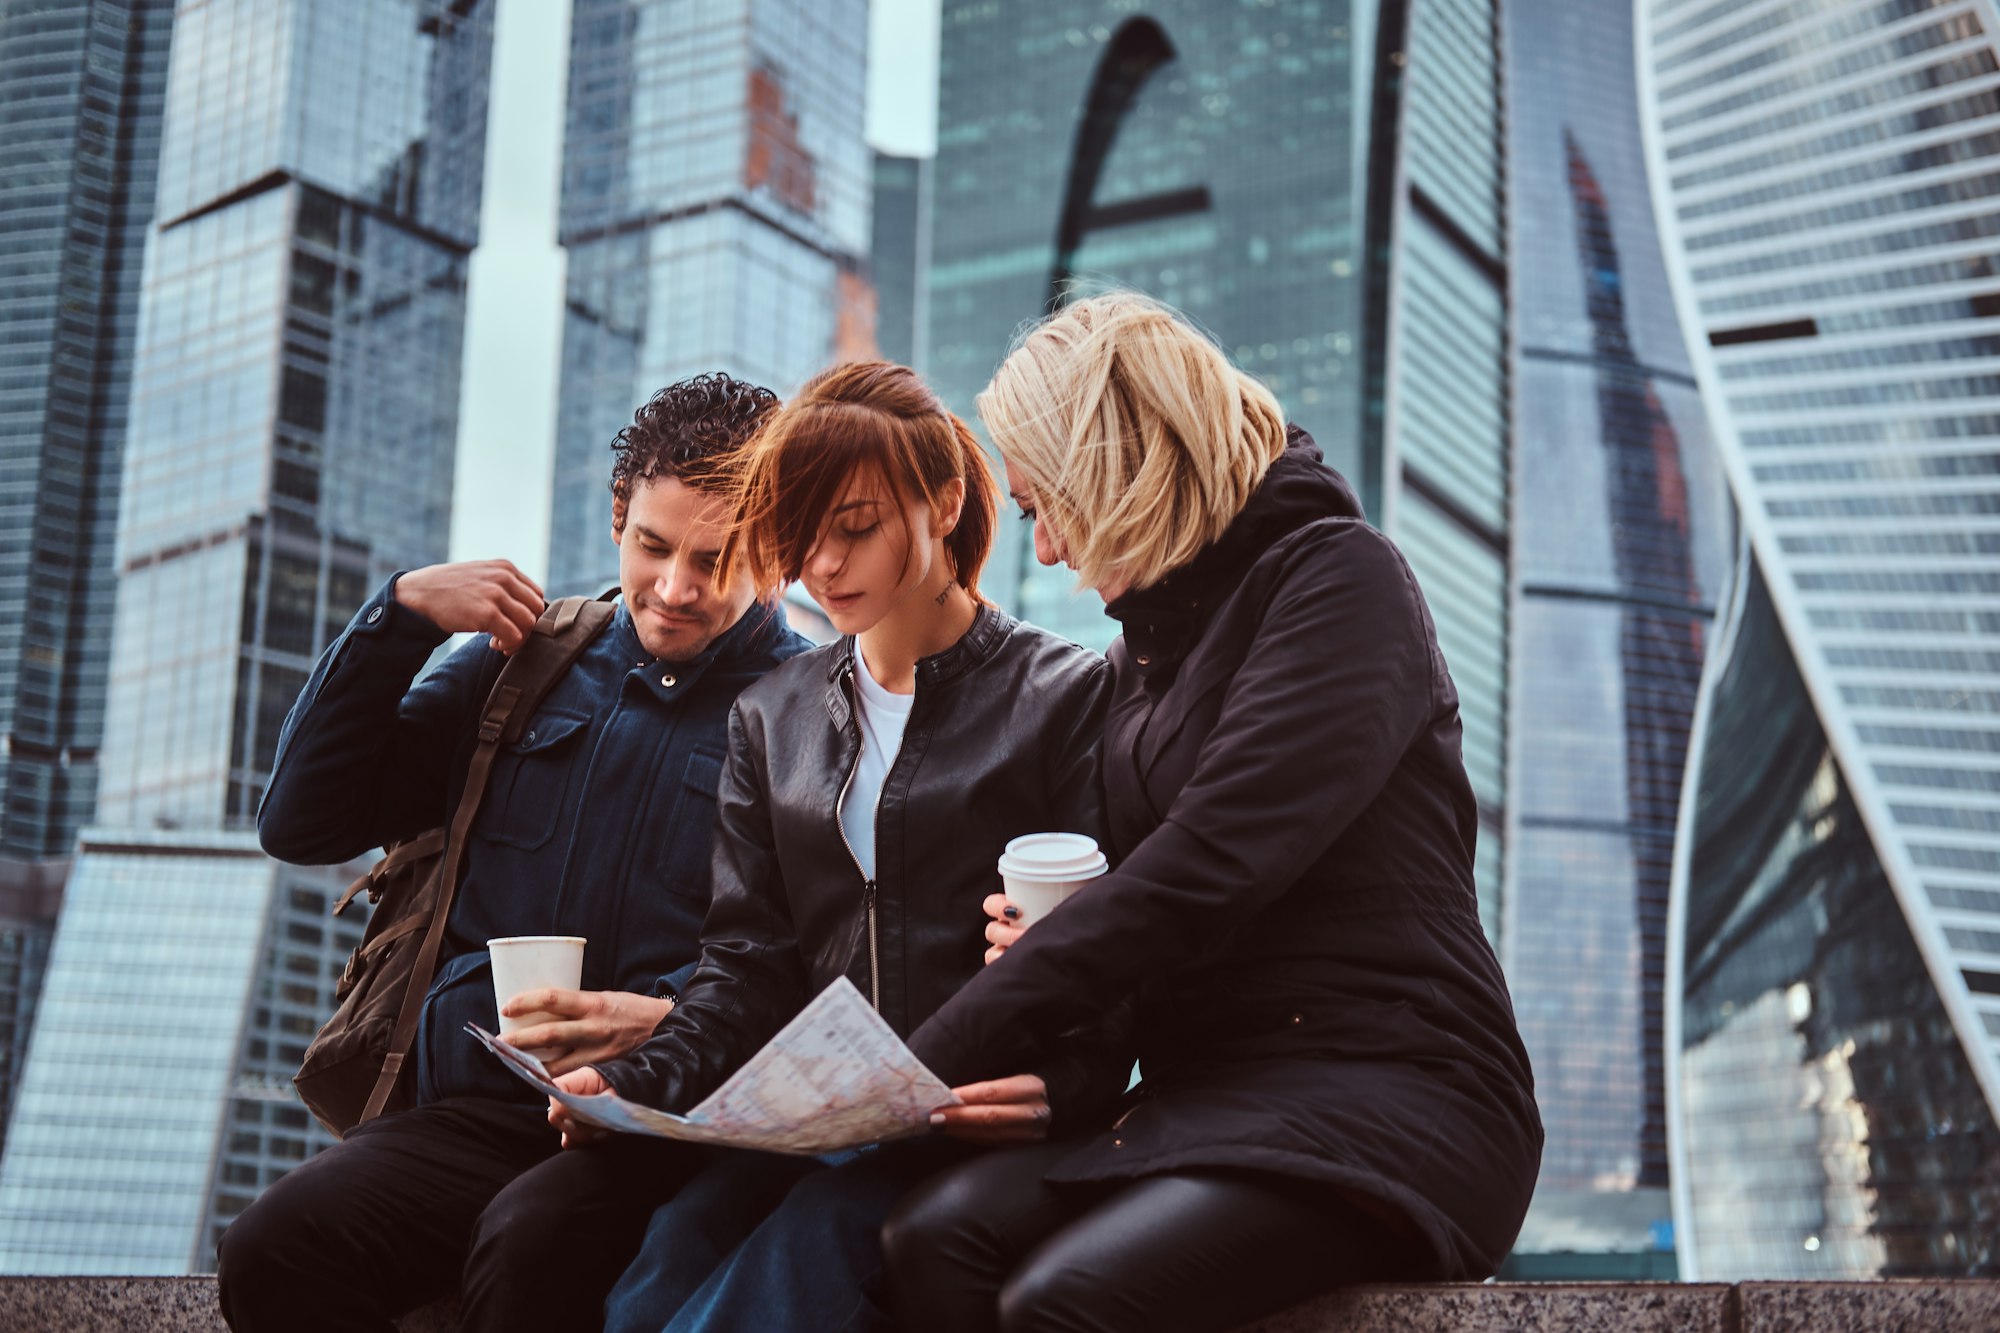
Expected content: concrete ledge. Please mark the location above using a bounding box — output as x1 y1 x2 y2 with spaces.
0 1279 455 1333
1239 1282 1735 1332
1 1277 1996 1331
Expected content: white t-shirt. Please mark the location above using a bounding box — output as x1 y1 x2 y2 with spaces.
839 644 915 881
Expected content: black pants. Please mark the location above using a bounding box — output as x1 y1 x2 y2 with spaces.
216 1097 709 1333
881 1141 1419 1333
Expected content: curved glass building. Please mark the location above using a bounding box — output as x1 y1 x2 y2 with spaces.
1640 0 2000 1278
1503 0 1736 1269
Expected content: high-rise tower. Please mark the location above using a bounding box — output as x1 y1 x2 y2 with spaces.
1499 0 1736 1272
545 0 872 596
1641 0 2000 1278
1369 0 1512 929
91 0 492 832
871 151 929 370
0 0 493 1274
927 0 1511 918
0 0 175 860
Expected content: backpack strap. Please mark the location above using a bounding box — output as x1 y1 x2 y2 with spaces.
359 593 618 1123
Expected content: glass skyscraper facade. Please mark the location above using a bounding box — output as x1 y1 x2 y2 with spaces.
0 0 174 860
1675 562 2000 1277
0 861 64 1157
90 0 491 832
871 151 928 369
1500 0 1735 1268
1640 0 2000 1278
0 0 492 1274
927 0 1509 916
1370 0 1510 929
0 831 364 1274
929 0 1375 625
546 0 872 596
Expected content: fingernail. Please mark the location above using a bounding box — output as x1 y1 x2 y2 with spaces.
929 1112 947 1127
1002 906 1020 920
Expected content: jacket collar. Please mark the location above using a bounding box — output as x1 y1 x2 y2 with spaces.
1105 428 1361 680
715 597 798 667
613 595 791 674
824 601 1015 690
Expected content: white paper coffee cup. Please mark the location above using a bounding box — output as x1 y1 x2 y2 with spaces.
997 833 1108 927
488 935 585 1035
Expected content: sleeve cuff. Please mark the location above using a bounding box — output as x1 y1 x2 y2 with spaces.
590 1057 652 1105
370 572 451 647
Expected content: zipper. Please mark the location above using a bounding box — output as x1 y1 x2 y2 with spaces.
832 654 912 1013
864 879 881 1012
831 685 875 1009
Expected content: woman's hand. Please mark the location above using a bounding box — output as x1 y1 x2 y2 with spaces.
929 1074 1051 1143
981 893 1026 965
547 1067 613 1149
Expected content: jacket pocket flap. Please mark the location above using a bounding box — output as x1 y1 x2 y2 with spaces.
683 749 724 796
511 710 588 754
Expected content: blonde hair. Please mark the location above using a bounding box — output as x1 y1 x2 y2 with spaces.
977 291 1287 594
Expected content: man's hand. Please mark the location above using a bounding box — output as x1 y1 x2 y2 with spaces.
929 1074 1051 1144
548 1067 612 1149
501 989 674 1077
982 893 1026 965
393 560 547 655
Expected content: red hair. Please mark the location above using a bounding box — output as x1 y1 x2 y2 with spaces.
721 361 999 600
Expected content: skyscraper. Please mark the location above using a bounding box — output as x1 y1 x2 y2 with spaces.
927 0 1510 915
0 860 64 1153
0 0 494 1273
1640 0 2000 1278
546 0 872 596
90 0 493 833
0 0 174 861
871 151 929 369
1370 0 1511 930
929 2 1373 625
1500 0 1735 1271
0 831 367 1274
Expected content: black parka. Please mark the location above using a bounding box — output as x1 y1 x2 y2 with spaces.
908 434 1543 1279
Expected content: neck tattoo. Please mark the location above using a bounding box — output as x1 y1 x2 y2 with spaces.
934 580 955 607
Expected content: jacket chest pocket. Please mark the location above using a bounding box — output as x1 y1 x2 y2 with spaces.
473 710 590 851
661 748 726 898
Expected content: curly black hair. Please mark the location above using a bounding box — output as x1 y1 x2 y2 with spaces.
610 372 779 525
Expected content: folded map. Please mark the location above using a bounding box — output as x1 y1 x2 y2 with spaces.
468 975 961 1155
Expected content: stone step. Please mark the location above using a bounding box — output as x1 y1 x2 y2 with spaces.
0 1276 1994 1331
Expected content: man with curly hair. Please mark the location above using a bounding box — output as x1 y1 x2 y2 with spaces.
219 375 813 1333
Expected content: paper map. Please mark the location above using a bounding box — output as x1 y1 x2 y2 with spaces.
467 976 961 1155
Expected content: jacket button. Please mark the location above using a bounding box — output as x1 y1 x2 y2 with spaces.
366 606 384 624
1136 655 1151 666
1290 1012 1305 1026
661 673 677 688
523 730 536 745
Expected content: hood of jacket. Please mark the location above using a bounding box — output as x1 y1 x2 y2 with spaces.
1106 426 1362 676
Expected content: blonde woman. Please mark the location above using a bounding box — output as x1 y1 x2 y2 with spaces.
884 293 1542 1332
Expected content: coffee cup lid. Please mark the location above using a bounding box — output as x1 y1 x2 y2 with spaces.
998 832 1107 881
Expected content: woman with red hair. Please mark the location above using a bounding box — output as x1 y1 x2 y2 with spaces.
550 361 1127 1333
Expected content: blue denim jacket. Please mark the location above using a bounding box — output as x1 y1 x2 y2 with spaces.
259 577 812 1105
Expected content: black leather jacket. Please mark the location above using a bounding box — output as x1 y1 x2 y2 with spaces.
595 604 1126 1123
